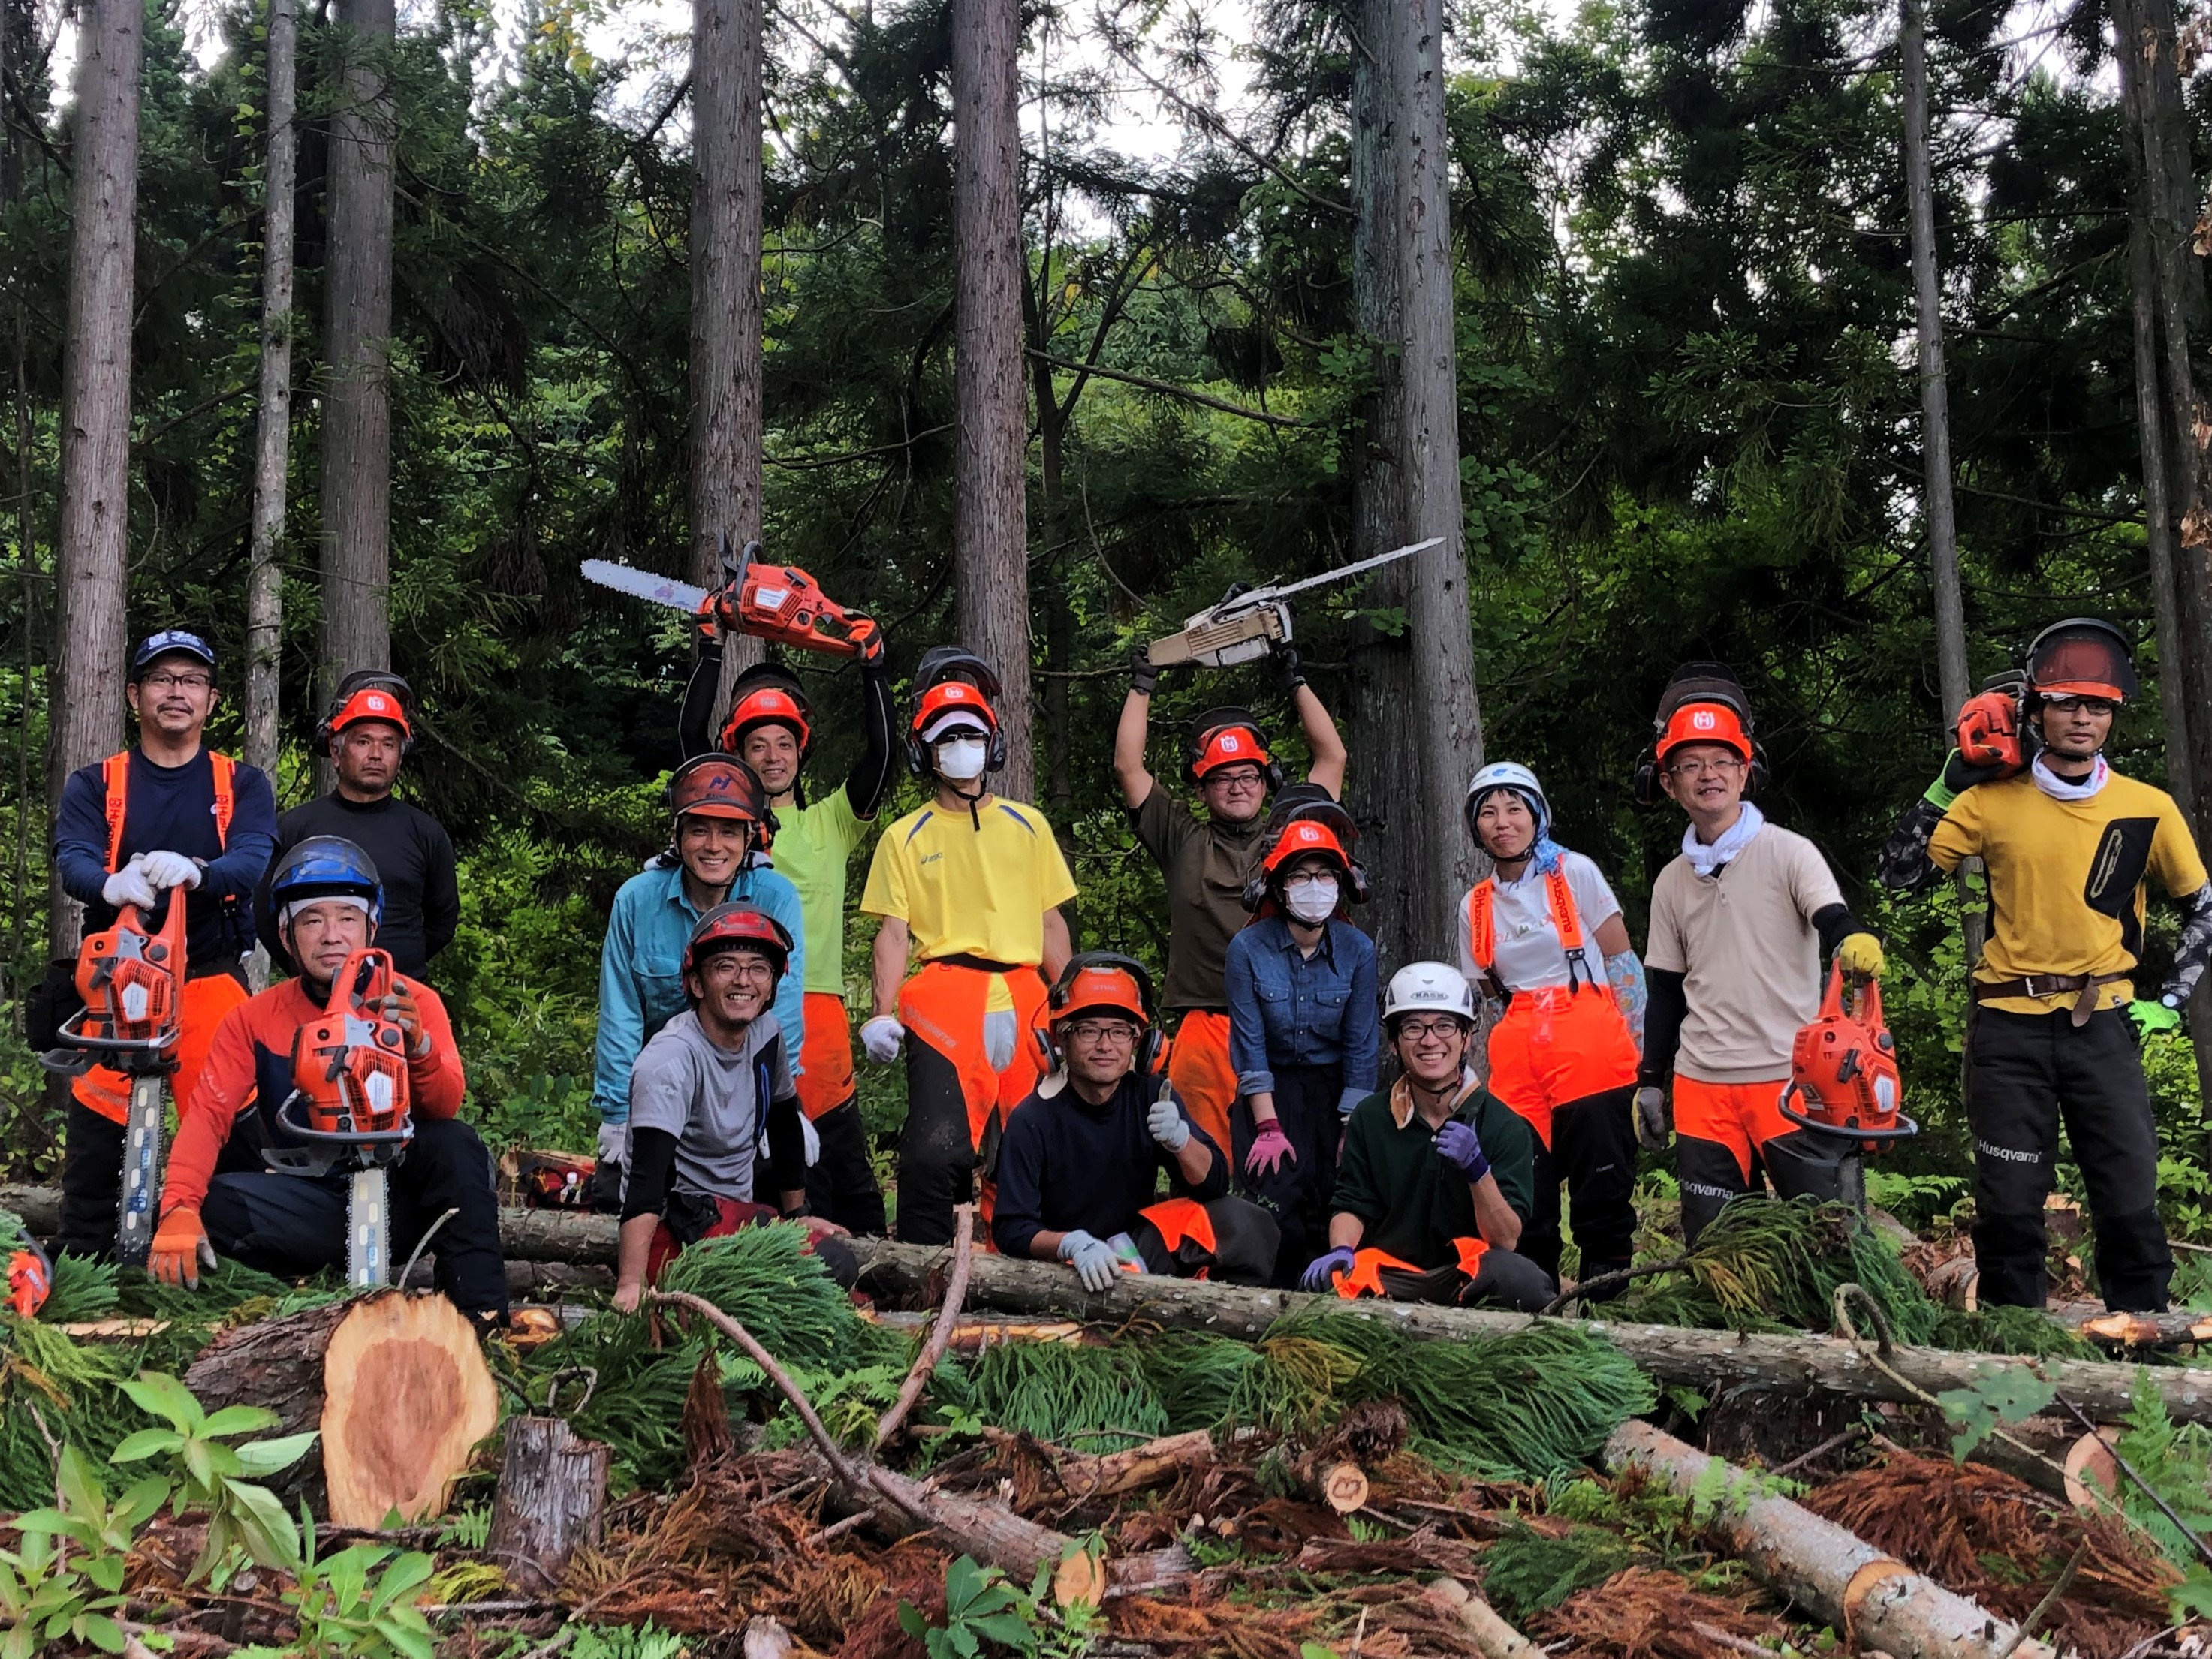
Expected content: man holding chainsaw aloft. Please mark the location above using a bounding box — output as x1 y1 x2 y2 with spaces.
680 604 897 1235
49 631 279 1259
1114 645 1347 1159
1881 619 2212 1312
149 836 508 1326
859 649 1077 1245
591 757 806 1207
1633 664 1886 1247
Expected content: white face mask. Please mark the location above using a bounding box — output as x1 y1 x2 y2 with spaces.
1283 876 1339 923
935 736 989 781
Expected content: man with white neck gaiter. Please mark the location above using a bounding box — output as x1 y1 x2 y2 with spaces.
1882 619 2211 1312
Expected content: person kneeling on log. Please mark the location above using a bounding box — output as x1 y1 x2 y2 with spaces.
1302 962 1551 1311
613 904 852 1313
993 954 1280 1289
149 836 510 1328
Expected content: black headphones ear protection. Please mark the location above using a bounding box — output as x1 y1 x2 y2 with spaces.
1632 663 1770 806
1186 706 1288 792
316 671 417 760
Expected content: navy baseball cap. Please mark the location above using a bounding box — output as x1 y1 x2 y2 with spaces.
130 631 218 681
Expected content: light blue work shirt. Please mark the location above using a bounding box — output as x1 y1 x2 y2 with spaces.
590 859 806 1126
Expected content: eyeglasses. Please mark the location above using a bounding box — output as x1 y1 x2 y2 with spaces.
1205 768 1265 790
704 957 773 982
1669 756 1745 779
141 673 212 692
1064 1019 1138 1045
2045 696 2115 715
1395 1018 1466 1043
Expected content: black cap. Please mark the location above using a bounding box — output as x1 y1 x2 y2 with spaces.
130 630 218 681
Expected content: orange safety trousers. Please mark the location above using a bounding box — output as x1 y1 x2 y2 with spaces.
898 960 1049 1228
1673 1076 1797 1185
797 992 858 1122
1166 1009 1237 1161
1485 989 1641 1150
72 971 248 1126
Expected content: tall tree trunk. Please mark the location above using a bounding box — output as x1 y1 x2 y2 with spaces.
1393 0 1483 953
1900 0 1984 963
1345 0 1421 967
690 0 766 730
2115 0 2212 1121
246 0 298 785
48 0 143 959
318 0 396 780
951 0 1032 800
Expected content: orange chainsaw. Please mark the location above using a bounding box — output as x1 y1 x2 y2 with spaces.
40 892 188 1267
266 948 415 1288
1777 962 1918 1154
1954 669 2036 779
582 535 881 661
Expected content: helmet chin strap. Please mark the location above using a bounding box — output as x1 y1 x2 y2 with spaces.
939 769 987 827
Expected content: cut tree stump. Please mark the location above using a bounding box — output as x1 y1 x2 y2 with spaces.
1608 1420 2057 1659
486 1416 609 1591
842 1237 2212 1426
185 1290 500 1526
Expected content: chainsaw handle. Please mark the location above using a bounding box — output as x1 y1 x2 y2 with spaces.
46 1004 177 1057
1775 1082 1918 1144
272 1089 416 1146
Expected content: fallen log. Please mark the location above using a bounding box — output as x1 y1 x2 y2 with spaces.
183 1290 501 1527
983 1427 1216 1501
1422 1577 1534 1659
845 1238 2212 1426
1607 1420 2057 1659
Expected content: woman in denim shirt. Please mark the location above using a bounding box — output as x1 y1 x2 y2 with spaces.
1224 808 1379 1285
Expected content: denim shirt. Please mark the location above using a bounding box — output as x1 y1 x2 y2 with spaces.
1223 914 1379 1106
591 858 807 1125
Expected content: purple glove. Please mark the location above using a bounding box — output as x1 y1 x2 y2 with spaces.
1300 1247 1356 1293
1244 1121 1296 1179
1435 1119 1491 1184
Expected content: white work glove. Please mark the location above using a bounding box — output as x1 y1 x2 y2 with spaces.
138 851 202 890
1058 1229 1120 1293
1146 1094 1190 1152
983 1008 1017 1073
860 1016 906 1065
758 1113 824 1168
595 1122 629 1173
101 857 158 911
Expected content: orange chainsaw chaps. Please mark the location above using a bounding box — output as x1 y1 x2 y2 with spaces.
288 950 412 1136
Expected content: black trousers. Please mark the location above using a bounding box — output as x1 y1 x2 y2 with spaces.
803 1097 888 1236
199 1116 511 1321
895 1034 975 1246
1966 1004 2171 1312
1519 1085 1640 1293
58 1100 127 1259
1231 1063 1344 1289
1371 1247 1557 1313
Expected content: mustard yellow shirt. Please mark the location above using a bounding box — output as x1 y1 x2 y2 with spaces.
860 796 1077 967
1931 771 2210 1014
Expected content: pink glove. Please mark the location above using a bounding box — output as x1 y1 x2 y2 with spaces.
1244 1121 1296 1179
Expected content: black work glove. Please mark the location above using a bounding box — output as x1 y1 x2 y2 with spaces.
1272 642 1306 695
1930 748 2011 808
1130 644 1162 698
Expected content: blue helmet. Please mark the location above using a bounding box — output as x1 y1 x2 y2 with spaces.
269 835 384 927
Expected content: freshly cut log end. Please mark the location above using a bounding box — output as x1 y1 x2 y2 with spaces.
185 1290 499 1528
2063 1426 2121 1510
1320 1462 1370 1515
487 1416 609 1591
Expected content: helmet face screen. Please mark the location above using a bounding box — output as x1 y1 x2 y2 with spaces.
2029 629 2134 700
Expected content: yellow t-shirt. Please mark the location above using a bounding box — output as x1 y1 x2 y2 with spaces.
1930 771 2210 1014
860 796 1078 968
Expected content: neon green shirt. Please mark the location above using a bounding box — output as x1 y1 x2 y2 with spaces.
770 785 869 999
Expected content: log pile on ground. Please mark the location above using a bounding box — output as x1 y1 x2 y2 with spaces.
5 1204 2212 1657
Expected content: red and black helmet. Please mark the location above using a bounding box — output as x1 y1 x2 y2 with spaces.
682 902 794 983
2027 617 2138 703
668 755 779 849
720 664 814 763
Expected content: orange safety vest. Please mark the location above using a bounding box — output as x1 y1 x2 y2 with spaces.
1466 866 1599 994
104 750 237 872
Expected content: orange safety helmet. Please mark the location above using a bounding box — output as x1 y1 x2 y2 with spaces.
668 754 778 848
720 664 815 763
904 647 1008 777
1656 699 1753 764
1041 951 1163 1076
682 902 794 983
1262 817 1352 877
1185 707 1285 789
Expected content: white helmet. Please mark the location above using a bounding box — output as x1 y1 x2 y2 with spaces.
1463 760 1551 841
1382 961 1476 1028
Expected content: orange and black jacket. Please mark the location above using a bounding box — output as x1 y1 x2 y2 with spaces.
161 976 466 1215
